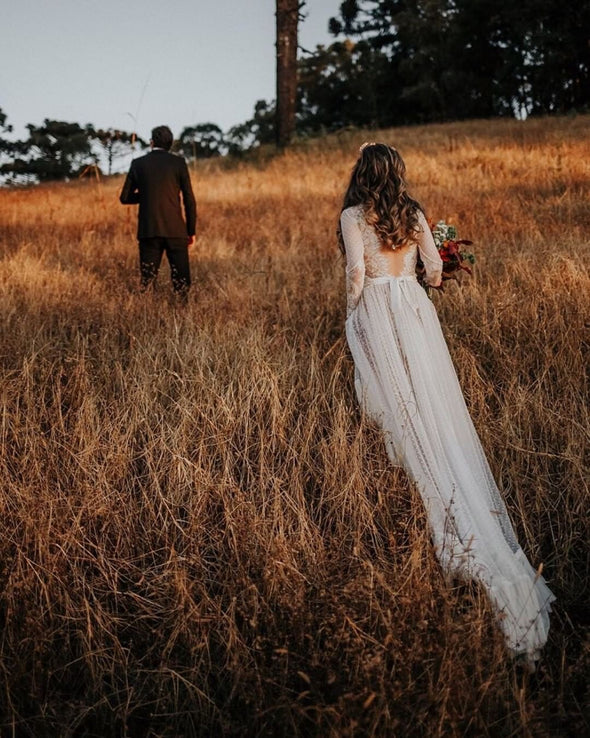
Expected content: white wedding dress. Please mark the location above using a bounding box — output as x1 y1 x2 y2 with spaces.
341 205 555 660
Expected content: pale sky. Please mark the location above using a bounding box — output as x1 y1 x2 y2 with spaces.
2 0 340 141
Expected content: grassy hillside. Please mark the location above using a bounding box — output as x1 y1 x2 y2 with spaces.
0 115 588 736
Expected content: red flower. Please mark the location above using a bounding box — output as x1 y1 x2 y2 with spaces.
416 224 475 293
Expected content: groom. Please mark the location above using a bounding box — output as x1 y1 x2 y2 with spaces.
120 125 197 299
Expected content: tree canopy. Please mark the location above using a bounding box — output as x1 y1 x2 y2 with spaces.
0 120 97 183
178 124 225 160
295 0 590 132
94 129 144 176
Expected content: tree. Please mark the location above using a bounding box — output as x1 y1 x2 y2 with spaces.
276 0 301 147
298 40 386 132
178 124 225 160
517 1 590 114
92 128 143 175
325 0 590 123
325 0 520 123
226 100 276 156
0 108 14 169
2 120 97 183
0 107 12 140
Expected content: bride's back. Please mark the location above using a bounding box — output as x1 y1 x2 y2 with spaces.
343 205 418 279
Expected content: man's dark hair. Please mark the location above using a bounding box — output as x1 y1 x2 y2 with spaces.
151 125 174 151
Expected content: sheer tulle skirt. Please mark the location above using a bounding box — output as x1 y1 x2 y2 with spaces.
345 276 555 660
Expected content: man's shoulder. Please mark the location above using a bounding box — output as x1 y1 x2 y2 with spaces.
128 152 150 169
166 151 188 167
148 150 188 168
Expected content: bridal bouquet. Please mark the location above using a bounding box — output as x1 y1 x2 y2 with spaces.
417 220 475 292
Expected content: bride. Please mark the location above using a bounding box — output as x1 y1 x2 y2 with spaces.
339 142 555 662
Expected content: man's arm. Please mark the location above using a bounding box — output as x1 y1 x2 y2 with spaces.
119 162 140 204
179 159 197 236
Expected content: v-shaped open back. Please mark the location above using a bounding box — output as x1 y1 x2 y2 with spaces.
340 204 442 316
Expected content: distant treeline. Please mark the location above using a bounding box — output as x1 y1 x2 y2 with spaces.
1 0 588 182
0 118 147 183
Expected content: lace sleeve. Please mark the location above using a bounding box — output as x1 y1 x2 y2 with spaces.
340 208 365 316
417 210 443 287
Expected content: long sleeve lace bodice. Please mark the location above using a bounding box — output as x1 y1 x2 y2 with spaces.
340 205 443 314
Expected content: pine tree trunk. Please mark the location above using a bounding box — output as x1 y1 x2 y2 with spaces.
276 0 299 148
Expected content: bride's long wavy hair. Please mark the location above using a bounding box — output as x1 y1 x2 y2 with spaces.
339 143 423 252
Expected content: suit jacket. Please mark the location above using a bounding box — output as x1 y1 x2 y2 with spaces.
119 150 197 239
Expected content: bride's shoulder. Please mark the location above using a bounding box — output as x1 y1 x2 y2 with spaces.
341 204 364 221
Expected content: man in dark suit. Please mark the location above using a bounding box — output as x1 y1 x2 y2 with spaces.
120 125 197 300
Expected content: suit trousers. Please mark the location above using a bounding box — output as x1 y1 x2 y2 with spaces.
138 237 191 294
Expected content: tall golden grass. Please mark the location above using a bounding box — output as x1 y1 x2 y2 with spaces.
0 115 588 736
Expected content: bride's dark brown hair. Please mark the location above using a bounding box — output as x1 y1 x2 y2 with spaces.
339 143 423 251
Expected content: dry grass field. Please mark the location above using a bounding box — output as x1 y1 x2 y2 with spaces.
0 115 588 736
